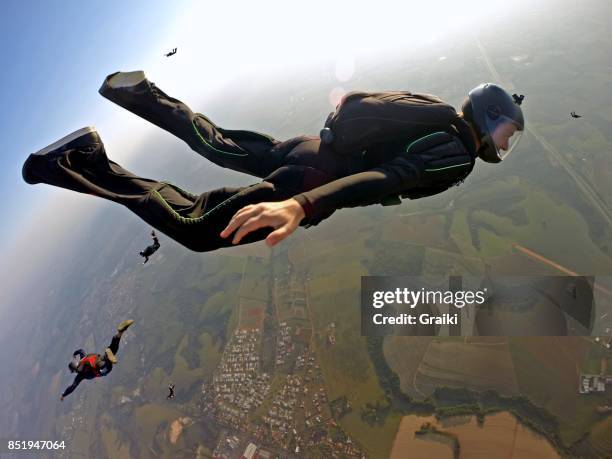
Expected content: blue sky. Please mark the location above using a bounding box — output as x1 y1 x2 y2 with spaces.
0 1 181 248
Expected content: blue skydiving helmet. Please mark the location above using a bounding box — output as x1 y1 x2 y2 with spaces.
464 83 525 163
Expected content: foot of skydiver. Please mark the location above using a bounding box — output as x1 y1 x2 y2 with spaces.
117 319 134 333
98 70 188 137
22 126 101 185
106 70 146 89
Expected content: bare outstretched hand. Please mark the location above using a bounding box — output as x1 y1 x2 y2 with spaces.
220 198 306 247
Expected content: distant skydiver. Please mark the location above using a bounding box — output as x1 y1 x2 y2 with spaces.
139 230 160 264
512 94 524 106
164 48 177 57
167 383 175 399
22 71 524 252
60 320 134 400
570 111 582 118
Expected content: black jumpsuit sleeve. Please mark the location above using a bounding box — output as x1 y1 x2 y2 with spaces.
62 374 84 397
292 154 424 223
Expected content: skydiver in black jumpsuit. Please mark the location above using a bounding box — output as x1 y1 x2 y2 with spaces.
140 230 160 264
22 71 524 252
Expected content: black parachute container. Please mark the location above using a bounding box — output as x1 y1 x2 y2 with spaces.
320 91 459 155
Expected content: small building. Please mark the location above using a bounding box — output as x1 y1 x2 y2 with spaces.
242 443 257 459
256 450 272 459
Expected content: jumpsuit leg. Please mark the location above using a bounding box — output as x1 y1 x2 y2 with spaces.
108 334 121 355
23 139 299 252
101 334 122 371
99 72 291 178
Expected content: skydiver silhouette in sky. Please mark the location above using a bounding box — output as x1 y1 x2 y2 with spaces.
570 111 582 118
512 94 524 106
60 320 134 400
167 383 175 399
164 48 177 57
139 230 160 264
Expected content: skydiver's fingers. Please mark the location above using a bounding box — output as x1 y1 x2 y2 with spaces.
231 205 261 224
221 213 249 238
266 226 292 247
220 205 258 238
232 204 255 220
232 216 272 245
